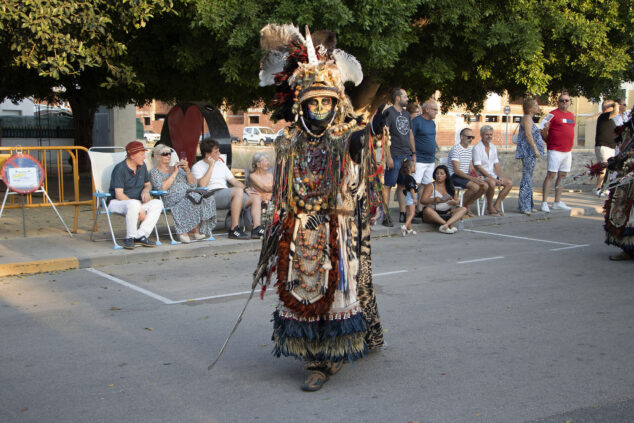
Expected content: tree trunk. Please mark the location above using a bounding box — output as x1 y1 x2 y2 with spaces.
67 93 96 171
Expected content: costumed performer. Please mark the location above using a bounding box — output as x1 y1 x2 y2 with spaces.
599 109 634 260
253 24 387 391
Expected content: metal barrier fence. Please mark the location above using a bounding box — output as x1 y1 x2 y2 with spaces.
0 145 92 232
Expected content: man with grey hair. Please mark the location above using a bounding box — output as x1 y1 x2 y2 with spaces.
473 125 513 215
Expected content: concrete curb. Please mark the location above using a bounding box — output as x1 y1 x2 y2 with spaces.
0 208 582 277
0 257 79 277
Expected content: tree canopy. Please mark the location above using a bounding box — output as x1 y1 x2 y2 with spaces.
195 0 634 112
0 0 632 148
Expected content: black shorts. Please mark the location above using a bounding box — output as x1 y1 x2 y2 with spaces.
451 174 470 188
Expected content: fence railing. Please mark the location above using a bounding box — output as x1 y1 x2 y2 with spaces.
0 145 92 232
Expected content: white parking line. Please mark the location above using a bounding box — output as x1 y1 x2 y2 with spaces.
464 229 577 246
549 244 590 251
457 256 505 264
87 268 407 305
86 268 176 305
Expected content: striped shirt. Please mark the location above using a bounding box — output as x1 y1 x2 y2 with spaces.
448 144 472 176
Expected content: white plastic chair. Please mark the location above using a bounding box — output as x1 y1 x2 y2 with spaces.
477 186 505 216
88 147 161 249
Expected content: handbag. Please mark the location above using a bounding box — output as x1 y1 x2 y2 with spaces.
511 123 520 144
185 188 219 205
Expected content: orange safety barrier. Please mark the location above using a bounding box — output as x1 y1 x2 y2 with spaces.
0 145 92 233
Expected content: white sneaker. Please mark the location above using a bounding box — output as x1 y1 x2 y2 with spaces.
540 202 550 213
401 225 407 237
179 234 192 243
551 201 571 211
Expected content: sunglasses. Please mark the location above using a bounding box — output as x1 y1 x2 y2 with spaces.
160 152 171 156
559 99 570 103
465 135 475 140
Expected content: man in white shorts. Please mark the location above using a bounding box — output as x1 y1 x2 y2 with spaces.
192 139 263 240
540 92 575 212
409 99 438 215
472 125 513 215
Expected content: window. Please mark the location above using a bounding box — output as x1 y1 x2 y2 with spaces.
249 115 259 124
512 116 522 123
501 116 510 123
485 115 498 122
144 117 150 125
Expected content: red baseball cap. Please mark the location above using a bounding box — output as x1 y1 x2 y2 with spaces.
126 141 147 155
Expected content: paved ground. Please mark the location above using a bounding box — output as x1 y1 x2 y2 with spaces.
1 215 632 423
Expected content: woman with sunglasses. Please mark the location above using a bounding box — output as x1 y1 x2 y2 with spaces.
150 144 217 243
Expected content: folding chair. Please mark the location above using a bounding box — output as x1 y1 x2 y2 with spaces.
147 147 214 243
477 186 505 216
88 147 161 249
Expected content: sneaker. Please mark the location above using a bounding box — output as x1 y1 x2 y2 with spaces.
407 228 417 235
192 233 207 241
540 202 550 213
228 226 249 240
178 234 192 243
122 238 135 250
382 217 394 227
134 235 156 247
399 212 406 223
448 226 458 234
251 225 265 239
401 225 407 237
551 201 571 211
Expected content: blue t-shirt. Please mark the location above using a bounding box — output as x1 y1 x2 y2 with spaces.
412 115 436 163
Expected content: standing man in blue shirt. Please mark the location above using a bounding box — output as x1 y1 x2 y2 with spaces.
409 100 438 215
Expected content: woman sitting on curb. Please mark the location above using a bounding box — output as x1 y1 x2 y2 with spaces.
420 165 466 234
149 144 217 243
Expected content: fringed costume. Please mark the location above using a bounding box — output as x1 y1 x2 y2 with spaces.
602 117 634 258
253 24 386 389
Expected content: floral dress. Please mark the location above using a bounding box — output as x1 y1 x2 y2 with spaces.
515 121 545 212
149 168 217 235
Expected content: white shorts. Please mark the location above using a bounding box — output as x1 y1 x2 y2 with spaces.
414 162 435 185
547 150 572 173
595 146 615 163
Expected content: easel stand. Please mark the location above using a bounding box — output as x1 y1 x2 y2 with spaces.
0 188 73 238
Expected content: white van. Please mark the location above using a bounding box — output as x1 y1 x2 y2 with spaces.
242 126 276 145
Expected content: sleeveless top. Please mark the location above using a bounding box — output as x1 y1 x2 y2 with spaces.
515 120 545 159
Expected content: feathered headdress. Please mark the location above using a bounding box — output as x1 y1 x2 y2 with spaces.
259 24 363 123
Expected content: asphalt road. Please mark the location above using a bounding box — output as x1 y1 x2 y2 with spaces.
1 216 633 423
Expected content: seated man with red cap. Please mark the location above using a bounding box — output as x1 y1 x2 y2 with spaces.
107 141 163 249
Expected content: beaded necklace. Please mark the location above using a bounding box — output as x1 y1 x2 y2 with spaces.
292 224 328 292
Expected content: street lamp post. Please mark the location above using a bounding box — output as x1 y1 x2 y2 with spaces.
504 105 511 148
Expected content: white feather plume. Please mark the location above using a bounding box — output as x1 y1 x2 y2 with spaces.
259 50 288 86
304 26 318 65
332 49 363 86
260 24 305 51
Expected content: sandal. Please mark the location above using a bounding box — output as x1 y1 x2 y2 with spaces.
301 370 328 392
327 361 344 376
439 225 453 234
609 252 633 261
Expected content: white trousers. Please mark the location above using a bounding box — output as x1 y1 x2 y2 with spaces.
107 198 163 239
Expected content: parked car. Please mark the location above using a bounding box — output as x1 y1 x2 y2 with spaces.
243 126 275 145
144 131 161 142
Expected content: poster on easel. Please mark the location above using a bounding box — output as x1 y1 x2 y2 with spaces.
0 152 45 194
